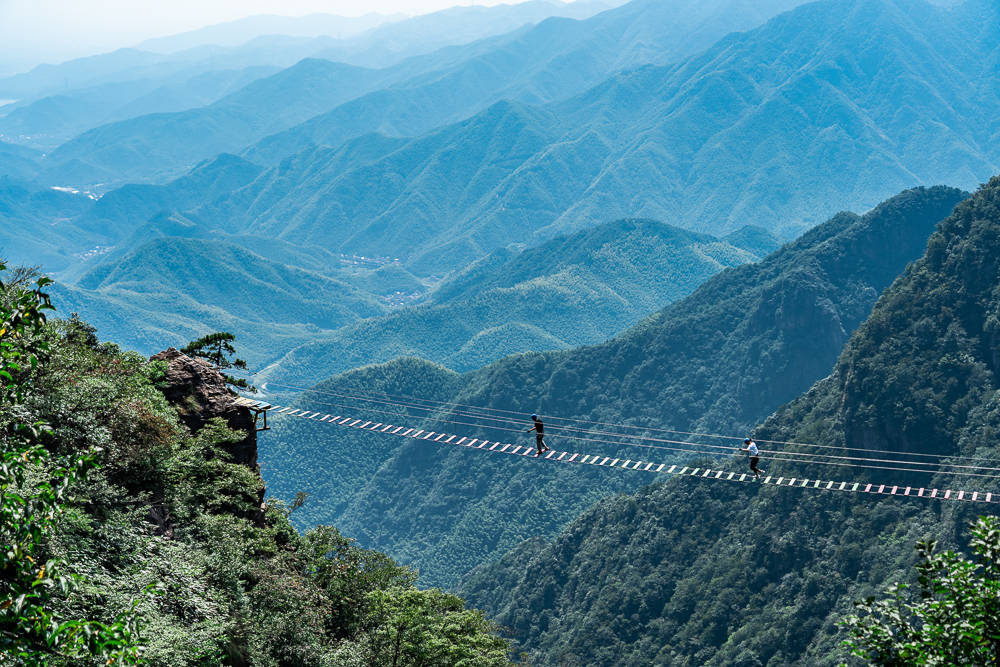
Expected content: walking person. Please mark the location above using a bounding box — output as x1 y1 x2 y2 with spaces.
526 414 549 456
740 437 765 480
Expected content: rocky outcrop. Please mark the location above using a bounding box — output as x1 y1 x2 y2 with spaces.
150 347 258 468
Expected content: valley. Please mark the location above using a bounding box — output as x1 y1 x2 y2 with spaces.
3 0 999 665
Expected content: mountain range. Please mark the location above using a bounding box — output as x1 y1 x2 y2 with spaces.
261 184 964 587
48 217 773 375
259 219 775 385
0 1 619 155
31 0 808 187
457 173 1000 666
42 0 993 287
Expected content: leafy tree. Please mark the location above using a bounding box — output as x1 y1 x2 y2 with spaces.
362 587 511 667
841 516 1000 666
0 262 142 665
181 332 255 392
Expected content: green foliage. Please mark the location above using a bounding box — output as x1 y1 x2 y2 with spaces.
181 332 255 392
842 516 1000 666
0 262 143 665
0 278 515 666
360 588 510 667
264 218 766 387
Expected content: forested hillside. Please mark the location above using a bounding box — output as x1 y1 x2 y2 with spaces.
0 268 512 665
261 219 771 386
46 217 770 373
261 185 964 586
458 175 1000 665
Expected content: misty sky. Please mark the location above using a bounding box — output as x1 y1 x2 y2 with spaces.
0 0 519 75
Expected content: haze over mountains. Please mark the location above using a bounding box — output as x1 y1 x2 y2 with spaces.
6 0 994 289
0 1 619 148
1 0 994 433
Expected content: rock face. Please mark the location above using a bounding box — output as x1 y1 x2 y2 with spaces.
150 347 259 468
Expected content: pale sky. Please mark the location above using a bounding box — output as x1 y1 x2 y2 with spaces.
0 0 520 75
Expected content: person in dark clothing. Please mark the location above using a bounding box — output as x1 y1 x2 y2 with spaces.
526 414 549 456
739 438 764 480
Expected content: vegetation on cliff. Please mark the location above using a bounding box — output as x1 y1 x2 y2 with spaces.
0 264 512 666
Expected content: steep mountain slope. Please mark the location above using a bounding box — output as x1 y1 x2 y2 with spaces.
458 175 1000 666
261 219 769 386
261 185 964 586
195 0 999 275
0 290 512 665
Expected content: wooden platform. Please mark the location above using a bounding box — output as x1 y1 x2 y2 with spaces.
233 396 272 431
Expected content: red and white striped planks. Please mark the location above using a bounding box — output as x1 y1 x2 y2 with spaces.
269 407 998 504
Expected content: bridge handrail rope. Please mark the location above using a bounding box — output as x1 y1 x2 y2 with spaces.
265 404 1000 503
233 373 1000 474
259 389 1000 480
236 371 1000 464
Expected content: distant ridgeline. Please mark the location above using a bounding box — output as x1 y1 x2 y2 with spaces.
455 176 1000 665
261 185 965 588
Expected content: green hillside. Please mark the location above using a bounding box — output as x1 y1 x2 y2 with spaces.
0 266 512 666
50 236 387 367
456 174 1000 666
260 185 964 586
261 218 768 387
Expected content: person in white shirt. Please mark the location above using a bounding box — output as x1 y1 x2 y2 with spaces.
740 438 764 480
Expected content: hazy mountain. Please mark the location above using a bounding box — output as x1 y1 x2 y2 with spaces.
0 66 278 149
182 0 999 279
260 185 963 586
313 0 625 69
459 174 1000 666
63 152 266 255
39 0 808 187
0 140 41 180
244 0 809 166
259 219 771 386
136 13 399 54
0 177 95 270
43 58 396 185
